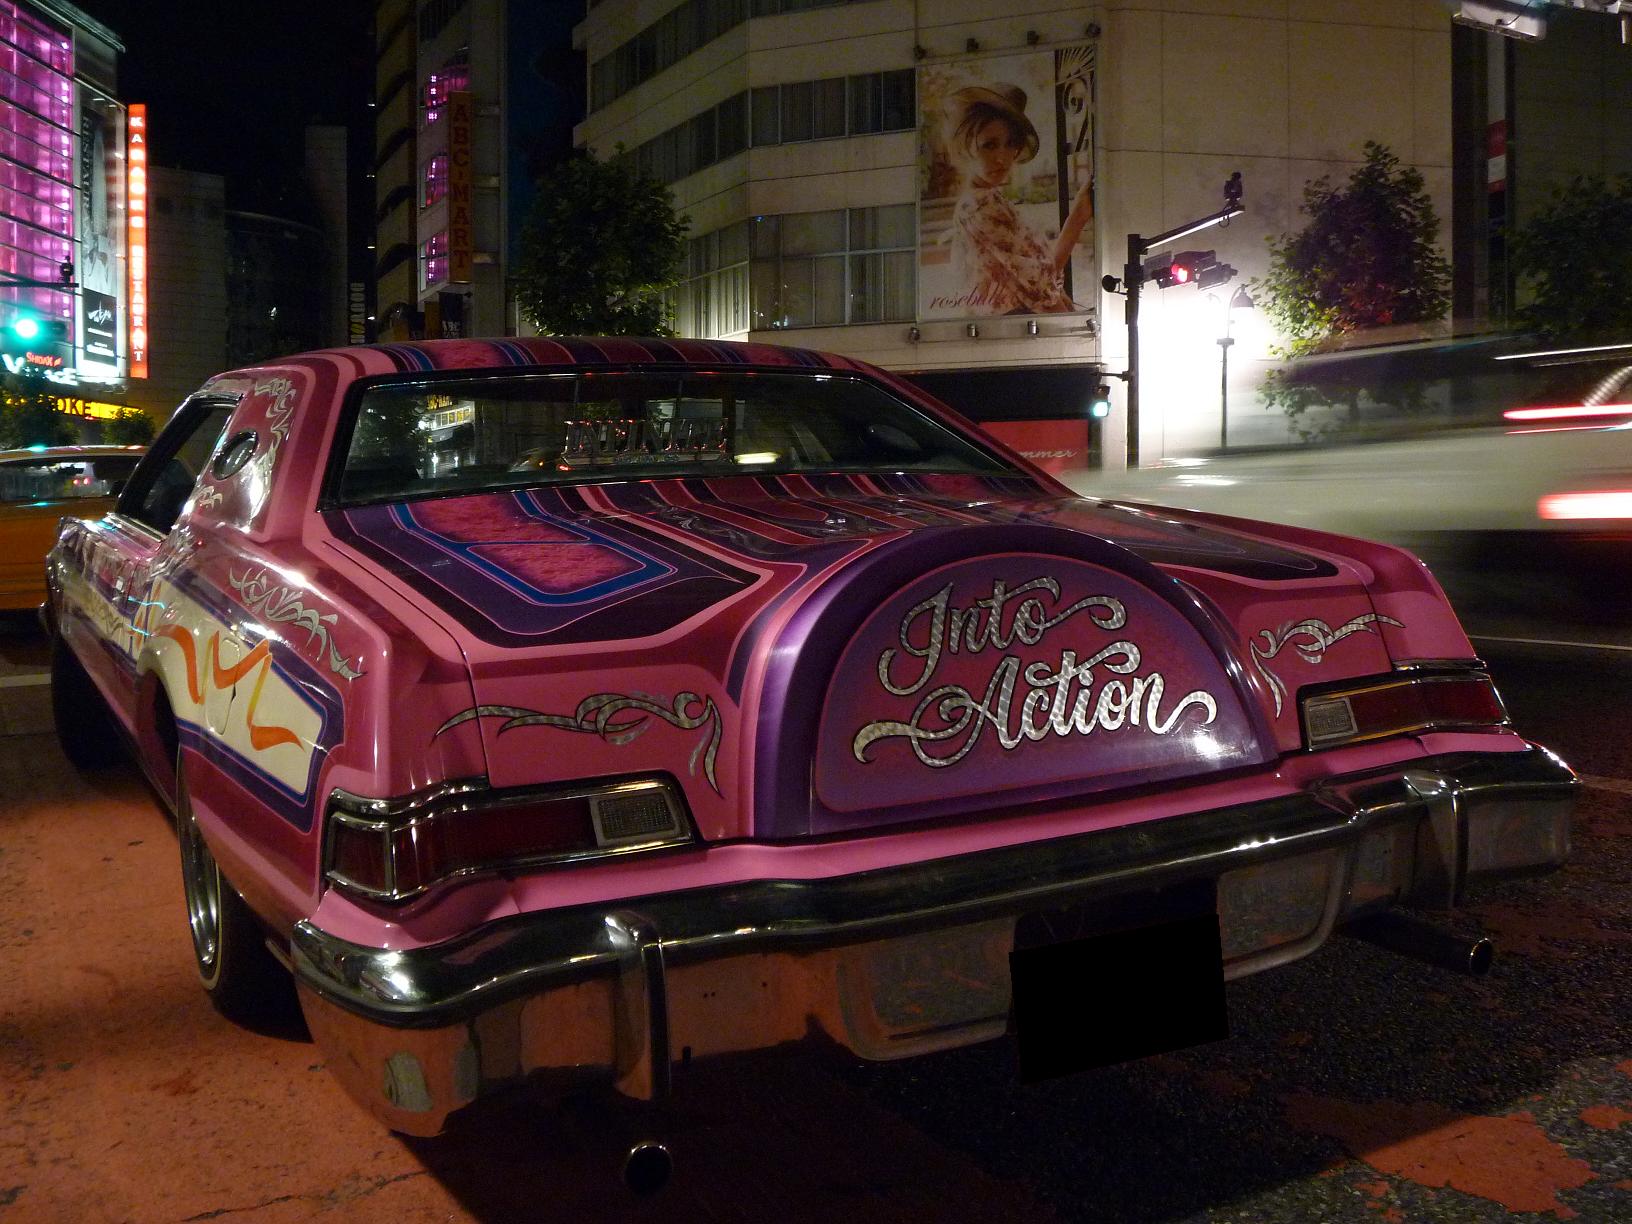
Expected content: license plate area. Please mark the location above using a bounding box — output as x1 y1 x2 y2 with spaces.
1009 882 1228 1083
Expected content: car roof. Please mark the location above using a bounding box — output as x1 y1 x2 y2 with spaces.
213 336 870 382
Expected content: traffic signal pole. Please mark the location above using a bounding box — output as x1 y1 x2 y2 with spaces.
1125 232 1144 469
1118 174 1244 468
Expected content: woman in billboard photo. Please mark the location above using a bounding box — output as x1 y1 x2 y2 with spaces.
945 83 1093 315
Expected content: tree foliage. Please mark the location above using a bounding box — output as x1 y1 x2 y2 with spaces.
1250 142 1451 434
1254 142 1451 358
0 382 76 448
102 407 156 447
513 151 689 337
1511 175 1632 343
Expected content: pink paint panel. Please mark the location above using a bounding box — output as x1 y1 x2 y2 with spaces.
412 497 582 543
467 543 641 593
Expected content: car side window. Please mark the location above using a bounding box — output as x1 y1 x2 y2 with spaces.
119 400 236 534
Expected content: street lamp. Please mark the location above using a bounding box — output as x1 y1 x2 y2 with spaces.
1217 284 1255 449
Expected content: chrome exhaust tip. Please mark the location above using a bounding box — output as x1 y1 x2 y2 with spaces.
623 1141 672 1196
1342 912 1494 977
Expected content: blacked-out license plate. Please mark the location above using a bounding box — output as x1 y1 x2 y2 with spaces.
1009 910 1228 1084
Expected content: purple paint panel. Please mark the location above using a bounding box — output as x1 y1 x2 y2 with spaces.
812 554 1266 820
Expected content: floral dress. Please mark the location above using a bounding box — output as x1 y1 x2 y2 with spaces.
952 185 1075 314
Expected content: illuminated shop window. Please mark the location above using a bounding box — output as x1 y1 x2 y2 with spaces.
421 62 470 129
0 2 75 335
419 230 448 290
422 154 449 207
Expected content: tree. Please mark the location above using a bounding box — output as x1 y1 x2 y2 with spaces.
0 382 76 448
1251 143 1451 434
512 151 689 337
1511 175 1632 343
1255 142 1451 356
102 407 155 447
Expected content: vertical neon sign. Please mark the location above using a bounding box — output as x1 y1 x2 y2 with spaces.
448 92 473 283
128 104 148 378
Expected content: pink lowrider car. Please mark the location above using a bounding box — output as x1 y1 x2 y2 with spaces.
45 338 1575 1137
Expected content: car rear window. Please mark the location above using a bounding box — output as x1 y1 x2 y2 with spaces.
332 369 1009 504
0 453 142 504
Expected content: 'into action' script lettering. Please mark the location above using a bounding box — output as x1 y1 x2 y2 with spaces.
852 577 1218 768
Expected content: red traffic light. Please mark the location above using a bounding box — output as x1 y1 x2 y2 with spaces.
1141 249 1219 290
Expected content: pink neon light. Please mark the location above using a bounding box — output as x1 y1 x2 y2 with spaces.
1504 402 1632 422
1537 490 1632 520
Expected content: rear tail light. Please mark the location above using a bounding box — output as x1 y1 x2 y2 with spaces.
1537 489 1632 521
1503 402 1632 422
1300 672 1506 751
324 777 693 903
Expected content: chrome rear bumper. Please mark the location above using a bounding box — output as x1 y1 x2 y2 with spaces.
292 745 1575 1135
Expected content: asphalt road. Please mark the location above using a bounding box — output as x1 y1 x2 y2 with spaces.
0 616 1628 1223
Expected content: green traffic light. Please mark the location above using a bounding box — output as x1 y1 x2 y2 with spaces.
10 316 40 341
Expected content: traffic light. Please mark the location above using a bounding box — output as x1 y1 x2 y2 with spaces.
1193 259 1239 290
1089 382 1112 419
3 312 69 360
1141 249 1233 290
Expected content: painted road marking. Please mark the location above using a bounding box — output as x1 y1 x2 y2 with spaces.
0 672 49 689
1472 633 1632 653
1578 774 1632 796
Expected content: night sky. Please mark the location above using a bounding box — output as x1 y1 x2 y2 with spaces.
68 0 372 213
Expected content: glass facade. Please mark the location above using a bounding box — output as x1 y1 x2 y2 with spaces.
589 0 875 113
672 221 749 338
0 2 73 327
630 71 914 188
420 230 448 291
422 63 470 129
750 204 915 330
422 153 448 206
674 205 916 338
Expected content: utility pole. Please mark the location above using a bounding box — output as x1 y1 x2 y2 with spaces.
1114 174 1244 467
1124 232 1144 468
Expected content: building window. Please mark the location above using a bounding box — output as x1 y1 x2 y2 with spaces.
747 204 914 330
420 231 449 291
748 71 914 149
422 60 470 129
670 221 750 339
422 154 449 207
418 0 468 42
849 69 914 135
0 2 74 332
627 71 912 190
589 0 884 112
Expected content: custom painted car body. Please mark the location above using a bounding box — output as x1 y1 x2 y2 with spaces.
44 338 1576 1136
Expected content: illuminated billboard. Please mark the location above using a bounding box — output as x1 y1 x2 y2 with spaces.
127 103 148 378
917 46 1096 322
448 91 473 283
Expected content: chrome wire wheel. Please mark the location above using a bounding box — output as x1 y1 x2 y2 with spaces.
171 748 292 1024
177 764 224 987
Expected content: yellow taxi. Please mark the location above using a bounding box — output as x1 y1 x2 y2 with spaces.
0 445 145 611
